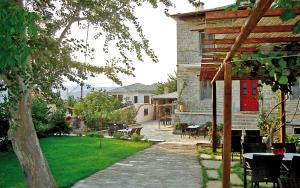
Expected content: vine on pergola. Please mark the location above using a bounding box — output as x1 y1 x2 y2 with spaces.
232 43 300 94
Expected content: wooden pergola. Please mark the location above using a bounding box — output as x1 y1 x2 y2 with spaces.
199 1 300 187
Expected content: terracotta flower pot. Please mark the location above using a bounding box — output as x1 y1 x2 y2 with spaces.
179 104 187 112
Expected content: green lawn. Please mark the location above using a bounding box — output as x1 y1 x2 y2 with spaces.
0 136 152 188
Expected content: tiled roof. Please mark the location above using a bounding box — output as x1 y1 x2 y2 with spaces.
109 83 156 93
152 92 177 99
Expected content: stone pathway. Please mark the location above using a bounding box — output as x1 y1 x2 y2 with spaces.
141 120 209 144
72 143 202 188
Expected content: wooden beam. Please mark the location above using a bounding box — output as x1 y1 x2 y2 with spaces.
206 7 300 20
212 82 217 153
222 62 232 188
203 54 227 59
202 59 223 63
203 47 258 53
212 0 275 84
203 36 300 45
280 91 286 143
204 25 293 34
204 47 300 53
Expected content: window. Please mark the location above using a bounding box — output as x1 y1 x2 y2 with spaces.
294 128 300 135
144 108 148 116
200 80 212 100
252 82 257 95
144 96 150 103
243 82 247 95
134 96 138 103
291 78 300 100
112 95 117 99
117 95 123 102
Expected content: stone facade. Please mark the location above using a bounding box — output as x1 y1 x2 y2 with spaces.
173 11 300 134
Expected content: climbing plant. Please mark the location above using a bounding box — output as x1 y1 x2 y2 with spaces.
232 43 300 94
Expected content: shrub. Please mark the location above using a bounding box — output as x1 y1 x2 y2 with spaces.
131 133 144 142
113 131 124 139
286 135 300 146
110 107 136 125
32 97 51 137
48 108 72 136
86 131 98 137
206 122 223 145
35 123 52 138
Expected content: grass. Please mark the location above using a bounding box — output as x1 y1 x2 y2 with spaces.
0 136 152 188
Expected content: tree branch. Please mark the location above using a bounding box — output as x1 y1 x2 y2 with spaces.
57 9 83 43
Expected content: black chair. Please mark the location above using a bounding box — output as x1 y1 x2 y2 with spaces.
289 156 300 179
250 154 284 187
242 143 267 154
135 127 143 135
231 135 242 161
244 136 263 143
245 130 261 136
278 178 300 188
232 130 243 136
179 123 189 138
272 143 296 153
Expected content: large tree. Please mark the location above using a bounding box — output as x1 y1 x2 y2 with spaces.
1 0 199 187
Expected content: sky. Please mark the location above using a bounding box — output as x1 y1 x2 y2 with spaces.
66 0 235 87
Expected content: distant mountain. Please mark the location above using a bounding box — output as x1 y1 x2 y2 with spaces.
60 86 116 99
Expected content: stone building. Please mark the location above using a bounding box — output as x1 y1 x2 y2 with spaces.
171 4 300 135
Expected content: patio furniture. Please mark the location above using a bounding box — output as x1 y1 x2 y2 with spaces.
107 122 128 136
128 128 138 137
245 130 260 136
135 127 143 135
272 143 297 153
278 178 300 188
232 130 243 136
243 153 300 188
289 156 300 179
231 135 242 161
187 125 202 138
179 123 189 138
249 154 283 188
244 136 263 143
242 143 267 154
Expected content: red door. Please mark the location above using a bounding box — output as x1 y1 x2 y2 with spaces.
240 80 259 111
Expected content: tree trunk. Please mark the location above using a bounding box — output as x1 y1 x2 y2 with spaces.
8 87 57 188
6 1 57 187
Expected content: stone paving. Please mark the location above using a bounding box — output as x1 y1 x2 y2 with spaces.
72 143 202 188
140 120 209 144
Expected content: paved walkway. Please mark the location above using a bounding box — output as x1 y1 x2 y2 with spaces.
141 120 209 144
72 143 202 188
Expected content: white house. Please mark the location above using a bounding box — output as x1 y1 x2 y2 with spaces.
108 83 156 104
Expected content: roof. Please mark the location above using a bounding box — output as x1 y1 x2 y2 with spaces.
170 4 233 19
109 83 156 93
152 92 177 99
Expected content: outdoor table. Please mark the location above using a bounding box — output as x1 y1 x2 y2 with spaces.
187 125 201 138
242 153 300 188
